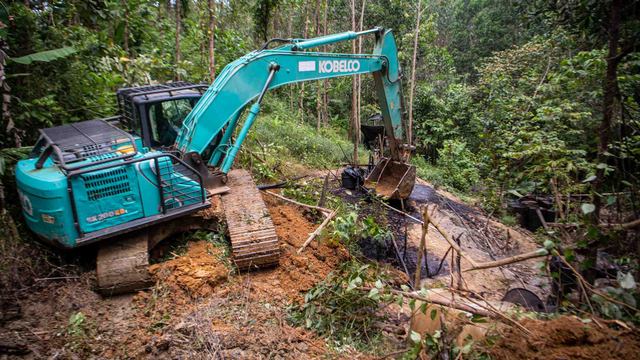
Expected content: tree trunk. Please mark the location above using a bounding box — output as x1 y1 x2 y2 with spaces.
407 0 422 149
356 0 365 158
176 0 181 81
289 2 293 111
122 0 129 57
299 0 310 123
315 0 321 131
72 0 78 26
350 0 357 167
322 0 329 126
349 0 356 141
588 0 622 284
208 0 216 82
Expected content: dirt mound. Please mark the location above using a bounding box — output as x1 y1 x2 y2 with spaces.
488 315 640 359
150 241 229 297
251 195 351 302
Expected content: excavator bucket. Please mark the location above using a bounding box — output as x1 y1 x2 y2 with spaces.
364 158 416 200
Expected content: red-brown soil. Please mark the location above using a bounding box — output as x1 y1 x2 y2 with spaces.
488 315 640 360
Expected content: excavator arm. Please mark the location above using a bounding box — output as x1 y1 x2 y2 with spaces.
175 27 415 199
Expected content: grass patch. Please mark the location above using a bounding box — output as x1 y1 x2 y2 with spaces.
245 100 370 169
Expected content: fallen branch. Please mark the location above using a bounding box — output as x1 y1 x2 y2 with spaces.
414 205 430 286
462 249 549 271
35 276 81 282
454 289 531 335
256 175 309 190
262 190 332 214
298 207 339 253
242 146 268 164
354 286 492 318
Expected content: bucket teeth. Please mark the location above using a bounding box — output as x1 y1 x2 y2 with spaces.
222 169 280 269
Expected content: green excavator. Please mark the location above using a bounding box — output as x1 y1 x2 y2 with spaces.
15 27 416 294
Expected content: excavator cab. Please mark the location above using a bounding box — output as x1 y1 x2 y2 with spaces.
116 82 209 150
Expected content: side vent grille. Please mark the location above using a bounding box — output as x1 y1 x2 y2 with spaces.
84 168 131 201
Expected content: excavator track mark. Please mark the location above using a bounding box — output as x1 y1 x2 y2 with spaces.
222 169 279 269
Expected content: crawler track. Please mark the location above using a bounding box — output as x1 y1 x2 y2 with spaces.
222 169 280 269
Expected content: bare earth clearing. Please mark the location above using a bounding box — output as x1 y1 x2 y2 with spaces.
1 172 638 359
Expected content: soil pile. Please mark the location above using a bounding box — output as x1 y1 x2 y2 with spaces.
150 241 229 297
253 195 351 301
488 315 640 359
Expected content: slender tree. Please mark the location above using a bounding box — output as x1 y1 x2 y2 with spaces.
208 0 215 82
356 0 365 141
350 0 357 166
407 0 423 148
176 0 181 81
322 0 328 126
288 0 293 111
348 0 356 140
122 0 129 57
299 0 310 123
315 0 321 130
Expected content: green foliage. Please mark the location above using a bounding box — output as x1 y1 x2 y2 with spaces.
11 47 77 64
249 100 370 168
62 312 94 354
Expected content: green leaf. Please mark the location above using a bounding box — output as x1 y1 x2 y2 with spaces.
581 203 596 215
420 301 428 315
401 285 410 292
543 240 555 249
410 330 421 343
11 47 77 65
535 248 549 256
596 163 607 169
375 279 383 289
368 288 380 301
0 155 4 176
564 248 575 262
430 309 437 320
582 174 596 183
607 196 617 205
397 294 404 306
409 299 416 310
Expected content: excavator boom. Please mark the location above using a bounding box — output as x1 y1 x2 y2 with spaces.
175 28 412 183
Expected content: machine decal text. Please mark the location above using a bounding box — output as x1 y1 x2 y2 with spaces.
319 60 360 73
87 208 127 223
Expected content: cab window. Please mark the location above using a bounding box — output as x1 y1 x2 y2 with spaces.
148 99 194 147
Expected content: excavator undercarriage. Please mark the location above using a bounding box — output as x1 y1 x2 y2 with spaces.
97 169 279 294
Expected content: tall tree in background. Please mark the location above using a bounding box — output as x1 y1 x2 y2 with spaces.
348 0 356 139
299 0 309 123
407 0 423 148
315 0 320 130
208 0 215 82
322 0 328 126
122 0 129 57
288 0 293 111
355 0 365 143
349 0 357 166
176 0 181 81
